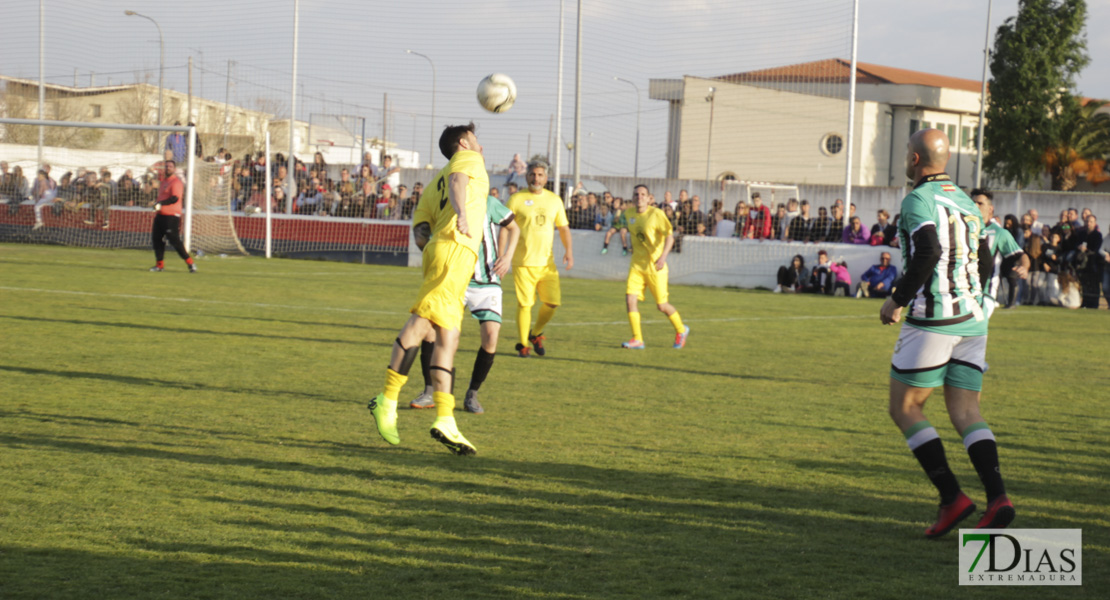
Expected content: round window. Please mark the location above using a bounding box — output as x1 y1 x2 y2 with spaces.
822 134 844 156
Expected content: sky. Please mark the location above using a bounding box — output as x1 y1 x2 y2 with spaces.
2 0 1109 178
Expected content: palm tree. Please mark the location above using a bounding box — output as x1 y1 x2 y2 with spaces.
1042 98 1110 191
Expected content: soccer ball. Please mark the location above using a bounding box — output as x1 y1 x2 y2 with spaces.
476 73 517 113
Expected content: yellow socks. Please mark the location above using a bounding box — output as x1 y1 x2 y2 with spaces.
628 311 642 341
517 305 532 346
384 368 407 402
434 391 455 418
534 304 557 336
668 311 685 334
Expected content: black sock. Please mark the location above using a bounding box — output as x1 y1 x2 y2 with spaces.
912 438 961 504
967 440 1006 502
602 242 609 249
419 341 434 389
469 348 496 392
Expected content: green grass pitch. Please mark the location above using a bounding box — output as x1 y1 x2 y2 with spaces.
1 243 1107 599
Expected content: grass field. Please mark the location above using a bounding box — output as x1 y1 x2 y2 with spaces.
1 243 1107 599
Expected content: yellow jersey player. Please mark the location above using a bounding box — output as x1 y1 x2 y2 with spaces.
622 184 689 350
506 160 574 357
368 122 488 455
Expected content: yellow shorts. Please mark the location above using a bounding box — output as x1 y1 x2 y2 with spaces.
626 263 669 305
513 264 561 308
410 240 478 330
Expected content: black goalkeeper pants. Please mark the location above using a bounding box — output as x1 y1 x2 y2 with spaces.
152 214 189 262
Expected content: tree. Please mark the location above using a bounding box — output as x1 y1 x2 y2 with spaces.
1042 99 1110 191
984 0 1089 188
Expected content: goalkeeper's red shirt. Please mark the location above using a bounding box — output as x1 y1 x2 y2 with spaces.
156 175 184 216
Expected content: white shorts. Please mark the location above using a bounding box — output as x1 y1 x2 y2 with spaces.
465 285 503 324
890 325 987 390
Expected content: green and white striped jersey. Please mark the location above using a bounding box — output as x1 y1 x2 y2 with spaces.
981 220 1023 301
471 196 515 288
897 174 987 336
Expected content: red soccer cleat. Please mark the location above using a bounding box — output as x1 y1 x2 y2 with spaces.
528 333 546 356
976 495 1015 529
515 343 530 358
925 491 976 539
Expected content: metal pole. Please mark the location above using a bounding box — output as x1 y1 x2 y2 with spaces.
554 0 565 200
843 0 860 233
187 56 193 123
572 0 583 197
223 59 232 149
287 0 299 214
705 88 715 184
405 50 436 169
265 131 272 259
124 11 164 127
614 77 641 179
975 0 993 189
38 0 44 173
183 125 197 253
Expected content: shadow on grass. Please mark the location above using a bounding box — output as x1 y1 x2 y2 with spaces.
0 314 392 348
0 365 350 404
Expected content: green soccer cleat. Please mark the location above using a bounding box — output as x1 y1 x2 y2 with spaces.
621 339 645 349
430 418 477 455
367 394 400 445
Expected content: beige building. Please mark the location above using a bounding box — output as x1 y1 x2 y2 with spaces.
650 59 986 188
0 75 271 156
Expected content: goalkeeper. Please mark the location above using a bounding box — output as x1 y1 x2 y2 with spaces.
149 160 196 273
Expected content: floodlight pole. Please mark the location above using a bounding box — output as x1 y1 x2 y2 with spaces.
124 10 164 127
572 0 583 198
406 50 436 169
554 0 566 202
287 0 299 214
38 0 44 173
843 0 860 233
705 87 716 185
614 76 640 179
975 0 993 189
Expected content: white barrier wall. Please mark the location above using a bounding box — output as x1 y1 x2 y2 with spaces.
409 229 903 290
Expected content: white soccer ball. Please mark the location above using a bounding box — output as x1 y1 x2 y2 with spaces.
477 73 517 113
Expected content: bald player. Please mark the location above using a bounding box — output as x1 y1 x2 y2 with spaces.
880 128 1014 538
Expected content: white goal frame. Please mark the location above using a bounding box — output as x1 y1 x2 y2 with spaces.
0 117 197 251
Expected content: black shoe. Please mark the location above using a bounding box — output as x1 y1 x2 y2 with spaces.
463 390 484 414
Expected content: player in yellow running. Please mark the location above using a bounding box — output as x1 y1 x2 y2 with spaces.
506 160 574 357
367 122 488 455
622 184 689 350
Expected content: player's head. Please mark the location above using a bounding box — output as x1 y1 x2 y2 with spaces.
526 160 549 192
906 128 950 179
633 184 651 211
163 159 176 175
971 188 994 223
439 122 479 159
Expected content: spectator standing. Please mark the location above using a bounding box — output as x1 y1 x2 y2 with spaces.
1074 214 1103 309
871 209 897 246
788 200 814 241
743 192 773 239
1027 209 1045 236
842 216 870 244
379 155 401 192
810 206 835 243
165 122 187 164
715 212 736 238
770 204 787 240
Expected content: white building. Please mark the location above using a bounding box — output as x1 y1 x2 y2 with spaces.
650 59 986 188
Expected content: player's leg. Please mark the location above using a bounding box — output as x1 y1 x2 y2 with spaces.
428 324 476 455
623 269 646 348
151 217 168 271
162 218 196 272
464 320 499 414
648 266 687 348
409 328 436 408
369 314 435 445
944 336 1013 529
513 267 537 357
530 267 561 356
890 327 974 538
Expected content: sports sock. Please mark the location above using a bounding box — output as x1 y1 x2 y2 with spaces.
668 311 685 334
185 257 194 265
602 242 609 249
383 368 407 403
904 421 961 504
469 348 495 391
534 304 556 336
433 391 455 418
517 305 531 346
628 311 642 341
963 422 1006 502
420 340 435 388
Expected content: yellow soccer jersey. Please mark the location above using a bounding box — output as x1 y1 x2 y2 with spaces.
625 206 673 267
412 149 490 256
506 188 568 267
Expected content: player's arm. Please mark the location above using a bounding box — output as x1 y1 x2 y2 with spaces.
448 172 471 237
1002 251 1030 279
557 225 574 270
413 221 432 250
493 216 520 277
882 224 940 324
655 233 675 271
